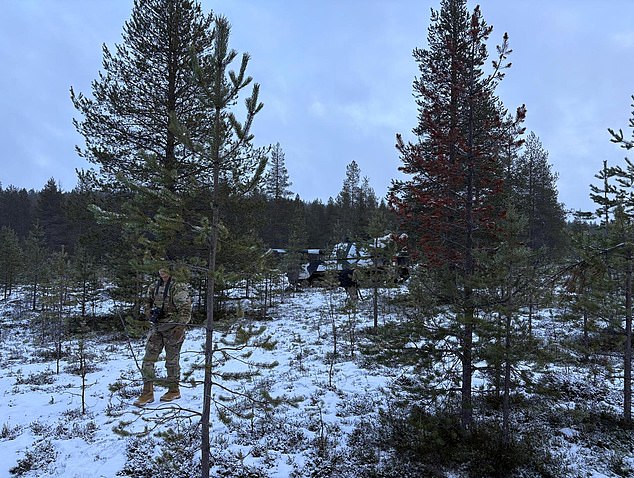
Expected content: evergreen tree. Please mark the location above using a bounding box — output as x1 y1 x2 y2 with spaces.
360 176 378 210
363 208 395 328
65 184 115 260
22 223 47 310
72 0 215 195
389 0 525 431
564 218 616 352
35 179 68 251
71 0 217 279
0 226 22 300
263 142 292 200
304 198 332 248
0 186 34 240
337 160 361 210
477 206 534 444
71 245 102 322
335 160 377 241
171 15 266 477
609 95 634 152
261 143 293 247
42 248 73 374
261 196 295 247
576 99 634 422
506 132 566 334
511 132 566 254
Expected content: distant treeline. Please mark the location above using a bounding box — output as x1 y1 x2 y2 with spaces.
0 176 394 257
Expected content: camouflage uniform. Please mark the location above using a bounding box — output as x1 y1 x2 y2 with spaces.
141 278 192 389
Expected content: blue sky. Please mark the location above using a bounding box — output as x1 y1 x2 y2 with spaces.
1 1 633 213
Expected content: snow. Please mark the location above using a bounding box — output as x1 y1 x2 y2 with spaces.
0 283 633 477
0 286 397 477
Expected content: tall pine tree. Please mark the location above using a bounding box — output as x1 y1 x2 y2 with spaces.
389 0 525 431
72 0 214 194
170 16 266 477
71 0 216 272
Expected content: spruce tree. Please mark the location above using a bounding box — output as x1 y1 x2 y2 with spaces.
508 132 566 334
389 0 525 431
261 142 293 247
23 223 47 310
335 160 377 241
263 142 292 200
511 132 566 254
0 226 22 300
35 179 68 252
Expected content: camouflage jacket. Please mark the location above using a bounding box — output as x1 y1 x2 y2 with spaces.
146 279 191 331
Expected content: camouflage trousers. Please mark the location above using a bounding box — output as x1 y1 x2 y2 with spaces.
141 325 186 387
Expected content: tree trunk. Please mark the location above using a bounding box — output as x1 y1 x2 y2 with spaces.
502 313 512 445
624 252 632 422
372 238 379 328
201 46 225 476
200 204 219 475
461 303 474 431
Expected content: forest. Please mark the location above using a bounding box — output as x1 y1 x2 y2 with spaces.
2 0 634 477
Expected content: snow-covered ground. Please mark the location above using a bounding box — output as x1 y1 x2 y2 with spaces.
1 284 633 477
0 286 402 477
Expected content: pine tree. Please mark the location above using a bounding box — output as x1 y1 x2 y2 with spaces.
71 0 217 275
477 206 533 444
609 95 634 152
171 16 266 477
41 248 73 374
72 0 214 194
389 0 525 431
576 99 634 422
71 245 102 322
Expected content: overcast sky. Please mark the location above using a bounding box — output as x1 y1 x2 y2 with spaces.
1 1 633 213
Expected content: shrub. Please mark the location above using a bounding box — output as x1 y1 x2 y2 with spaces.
346 403 567 478
14 369 55 386
10 439 57 477
0 422 22 440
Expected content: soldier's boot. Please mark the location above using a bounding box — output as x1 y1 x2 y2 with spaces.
133 382 154 407
160 385 181 402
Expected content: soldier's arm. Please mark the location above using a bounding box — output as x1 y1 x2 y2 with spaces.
145 283 155 318
171 283 192 324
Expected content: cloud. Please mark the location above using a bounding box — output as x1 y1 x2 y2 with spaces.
309 99 327 118
611 31 634 49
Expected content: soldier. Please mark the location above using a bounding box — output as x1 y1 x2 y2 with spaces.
134 265 191 407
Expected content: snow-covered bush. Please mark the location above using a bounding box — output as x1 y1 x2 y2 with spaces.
14 368 55 386
9 439 58 477
0 422 22 440
118 424 270 478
